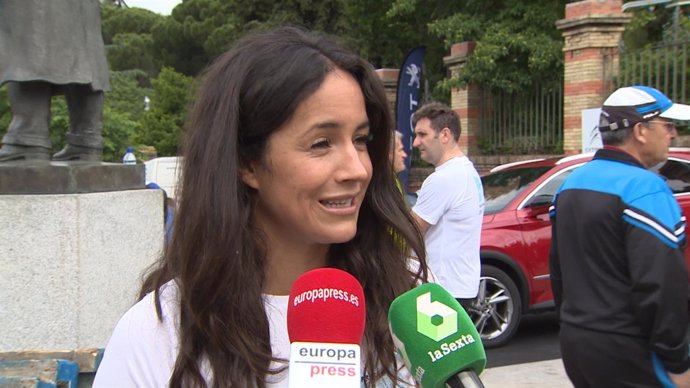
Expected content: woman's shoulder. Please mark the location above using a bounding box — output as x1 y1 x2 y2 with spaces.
93 280 180 387
125 280 180 326
112 280 179 339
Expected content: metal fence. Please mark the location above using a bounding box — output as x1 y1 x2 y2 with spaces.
613 40 690 103
478 85 563 155
477 40 690 156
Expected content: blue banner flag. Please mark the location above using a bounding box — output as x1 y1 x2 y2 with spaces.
395 46 425 191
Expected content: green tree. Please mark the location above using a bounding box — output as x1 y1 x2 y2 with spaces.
48 96 68 153
108 33 159 79
107 70 151 122
150 0 349 77
101 4 162 44
102 4 163 81
101 70 153 161
151 0 240 76
102 106 140 162
342 1 455 102
0 86 9 137
342 0 567 99
425 0 567 93
136 67 194 156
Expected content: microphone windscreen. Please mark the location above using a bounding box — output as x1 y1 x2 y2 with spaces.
388 282 486 388
287 268 366 344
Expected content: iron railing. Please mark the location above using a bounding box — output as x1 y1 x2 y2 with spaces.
615 40 690 104
478 85 563 155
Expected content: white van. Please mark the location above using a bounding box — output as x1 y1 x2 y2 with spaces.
144 156 182 198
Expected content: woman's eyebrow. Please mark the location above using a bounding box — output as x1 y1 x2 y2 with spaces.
308 119 370 131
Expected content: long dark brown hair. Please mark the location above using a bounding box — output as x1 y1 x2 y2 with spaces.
140 26 427 388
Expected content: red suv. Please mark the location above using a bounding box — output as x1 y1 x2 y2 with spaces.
471 148 690 348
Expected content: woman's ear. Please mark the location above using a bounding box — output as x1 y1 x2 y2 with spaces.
239 162 260 190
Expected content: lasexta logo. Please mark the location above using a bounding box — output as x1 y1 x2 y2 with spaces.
416 292 457 341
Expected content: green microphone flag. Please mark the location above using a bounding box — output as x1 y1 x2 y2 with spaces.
388 283 486 388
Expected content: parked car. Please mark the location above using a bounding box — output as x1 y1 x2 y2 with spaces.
144 156 182 198
471 148 690 348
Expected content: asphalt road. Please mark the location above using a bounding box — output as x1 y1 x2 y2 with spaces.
485 310 561 368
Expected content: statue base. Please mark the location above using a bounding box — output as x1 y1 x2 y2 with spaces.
0 188 163 352
0 161 162 364
0 161 144 195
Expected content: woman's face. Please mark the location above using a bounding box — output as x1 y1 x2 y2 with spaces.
241 68 373 253
392 135 407 173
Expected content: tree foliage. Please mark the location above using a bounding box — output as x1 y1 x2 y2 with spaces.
108 33 159 79
426 0 567 93
101 4 162 44
617 4 690 112
9 1 677 159
0 87 8 136
136 67 194 156
622 4 690 50
102 4 163 81
150 0 349 77
342 1 454 102
0 0 572 158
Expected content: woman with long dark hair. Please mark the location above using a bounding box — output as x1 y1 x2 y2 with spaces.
94 26 428 388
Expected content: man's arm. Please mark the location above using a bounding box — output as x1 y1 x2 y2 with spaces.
411 210 431 236
625 194 690 374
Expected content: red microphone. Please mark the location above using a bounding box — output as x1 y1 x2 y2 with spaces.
287 268 366 388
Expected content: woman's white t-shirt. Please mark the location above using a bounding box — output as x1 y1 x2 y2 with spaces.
93 281 412 388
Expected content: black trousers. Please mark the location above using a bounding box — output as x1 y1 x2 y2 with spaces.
560 323 662 388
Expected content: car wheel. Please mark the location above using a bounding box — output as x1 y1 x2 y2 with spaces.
466 265 522 348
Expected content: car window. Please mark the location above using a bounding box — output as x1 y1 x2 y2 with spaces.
653 158 690 194
482 166 550 214
522 168 576 208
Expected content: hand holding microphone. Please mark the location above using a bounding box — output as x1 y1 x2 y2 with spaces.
287 268 365 388
388 282 487 388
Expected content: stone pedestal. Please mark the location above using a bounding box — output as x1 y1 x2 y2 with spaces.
0 161 144 195
0 163 163 353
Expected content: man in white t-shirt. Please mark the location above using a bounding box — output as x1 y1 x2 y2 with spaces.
410 102 485 308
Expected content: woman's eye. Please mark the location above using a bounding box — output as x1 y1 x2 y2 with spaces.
311 139 331 149
354 133 373 147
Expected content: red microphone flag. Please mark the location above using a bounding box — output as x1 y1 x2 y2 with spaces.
287 267 366 344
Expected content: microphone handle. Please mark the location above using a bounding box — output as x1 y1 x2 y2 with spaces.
445 370 485 388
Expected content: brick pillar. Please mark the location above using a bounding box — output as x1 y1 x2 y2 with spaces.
444 42 481 156
556 0 630 154
375 68 399 124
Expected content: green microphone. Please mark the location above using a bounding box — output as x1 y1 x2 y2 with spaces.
388 282 487 388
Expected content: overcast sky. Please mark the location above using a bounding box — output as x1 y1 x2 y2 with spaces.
123 0 182 15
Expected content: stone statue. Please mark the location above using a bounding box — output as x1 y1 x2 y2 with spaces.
0 0 110 162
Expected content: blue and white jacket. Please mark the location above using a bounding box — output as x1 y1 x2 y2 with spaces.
549 146 690 374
